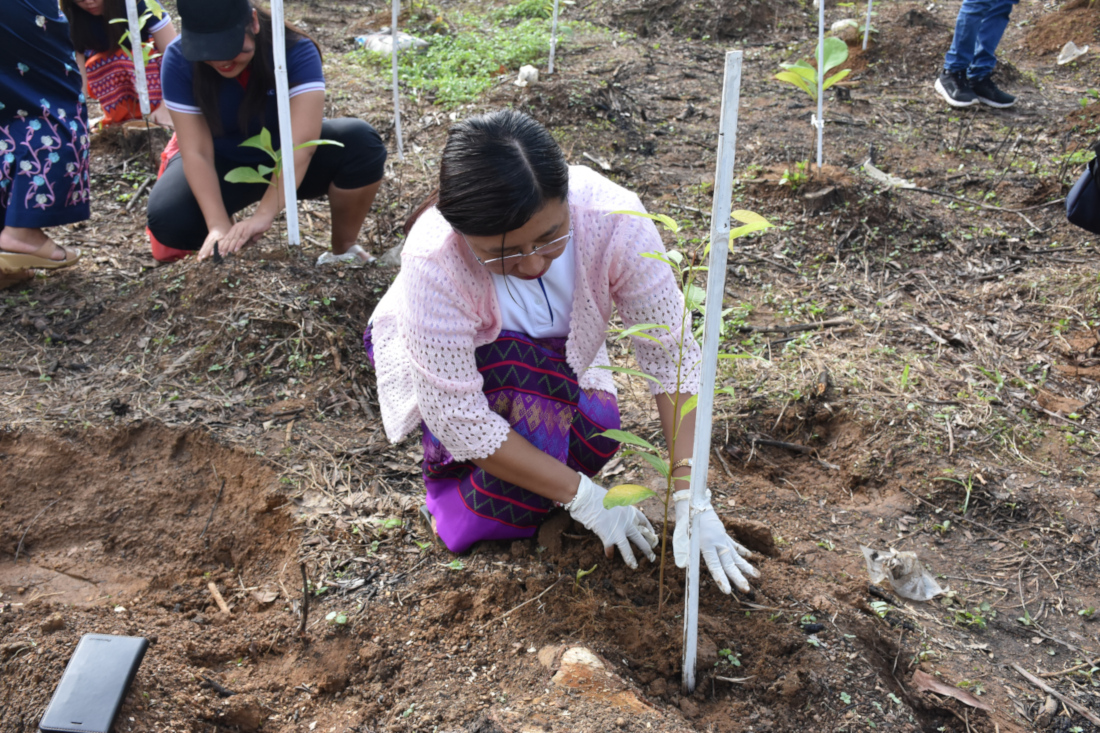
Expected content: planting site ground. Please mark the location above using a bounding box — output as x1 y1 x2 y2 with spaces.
2 0 1100 730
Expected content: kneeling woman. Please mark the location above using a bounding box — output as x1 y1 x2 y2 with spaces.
146 0 385 263
368 110 758 594
61 0 176 128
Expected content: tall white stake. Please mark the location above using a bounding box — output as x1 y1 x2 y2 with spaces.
124 0 151 116
682 49 742 695
270 0 300 246
548 0 560 74
815 0 824 167
392 0 404 161
863 0 873 50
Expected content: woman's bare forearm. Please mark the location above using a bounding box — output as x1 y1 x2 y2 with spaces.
471 431 581 505
180 151 231 230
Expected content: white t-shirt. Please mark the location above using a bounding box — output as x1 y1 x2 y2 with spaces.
490 236 575 339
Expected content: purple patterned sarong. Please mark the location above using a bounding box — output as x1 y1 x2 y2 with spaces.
364 327 620 552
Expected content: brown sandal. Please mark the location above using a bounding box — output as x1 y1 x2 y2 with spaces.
0 241 81 272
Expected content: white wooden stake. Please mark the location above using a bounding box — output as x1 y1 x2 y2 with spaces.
270 0 300 246
863 0 873 50
124 0 151 116
392 0 404 161
682 49 742 695
548 0 560 74
815 0 824 168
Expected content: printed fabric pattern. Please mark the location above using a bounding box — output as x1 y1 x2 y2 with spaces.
0 1 91 228
420 331 621 552
85 49 164 124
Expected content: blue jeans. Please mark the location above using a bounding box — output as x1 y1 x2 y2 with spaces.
943 0 1018 80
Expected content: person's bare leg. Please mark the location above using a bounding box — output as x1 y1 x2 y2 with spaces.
328 180 382 258
0 227 65 258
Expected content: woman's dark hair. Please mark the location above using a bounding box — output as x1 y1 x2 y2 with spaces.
432 109 569 236
191 2 321 137
61 0 129 55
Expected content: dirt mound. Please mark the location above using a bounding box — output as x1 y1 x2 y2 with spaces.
1025 0 1100 56
590 0 804 40
0 423 292 605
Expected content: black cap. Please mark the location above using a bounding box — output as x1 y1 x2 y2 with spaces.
177 0 253 62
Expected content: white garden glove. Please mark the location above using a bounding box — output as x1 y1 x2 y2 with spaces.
565 474 658 569
673 489 759 594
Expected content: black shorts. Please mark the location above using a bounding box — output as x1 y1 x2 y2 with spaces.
146 117 387 250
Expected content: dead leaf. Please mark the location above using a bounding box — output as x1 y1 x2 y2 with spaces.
911 669 993 711
1037 389 1084 415
252 590 278 604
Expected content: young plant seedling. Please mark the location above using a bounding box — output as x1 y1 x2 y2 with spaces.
775 37 850 102
224 127 345 187
596 208 774 618
573 563 598 593
108 0 166 66
775 37 849 164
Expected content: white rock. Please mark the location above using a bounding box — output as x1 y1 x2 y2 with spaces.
515 65 539 87
356 31 429 56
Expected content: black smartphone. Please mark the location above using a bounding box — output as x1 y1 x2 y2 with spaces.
39 634 148 733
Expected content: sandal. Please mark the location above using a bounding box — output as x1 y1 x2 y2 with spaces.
0 241 81 272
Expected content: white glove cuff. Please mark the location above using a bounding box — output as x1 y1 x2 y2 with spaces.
673 489 713 518
562 472 587 511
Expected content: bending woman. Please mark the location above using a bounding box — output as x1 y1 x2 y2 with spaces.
367 110 759 594
61 0 176 128
0 0 88 274
146 0 386 263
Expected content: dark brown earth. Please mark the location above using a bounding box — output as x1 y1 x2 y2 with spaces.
3 0 1100 731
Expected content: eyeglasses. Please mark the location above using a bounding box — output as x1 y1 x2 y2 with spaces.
460 228 573 269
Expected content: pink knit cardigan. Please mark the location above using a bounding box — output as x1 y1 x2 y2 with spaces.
370 165 702 461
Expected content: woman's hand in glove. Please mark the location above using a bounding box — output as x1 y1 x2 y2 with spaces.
565 474 658 569
673 490 759 593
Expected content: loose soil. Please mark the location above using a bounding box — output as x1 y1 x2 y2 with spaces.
3 0 1100 731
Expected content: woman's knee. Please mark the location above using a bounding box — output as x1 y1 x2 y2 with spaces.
323 118 387 189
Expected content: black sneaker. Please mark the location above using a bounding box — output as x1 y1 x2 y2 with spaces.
970 77 1016 108
935 71 978 107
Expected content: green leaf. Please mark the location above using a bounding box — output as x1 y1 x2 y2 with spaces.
598 429 657 453
665 250 684 265
239 128 275 158
594 365 665 387
381 518 402 529
603 484 658 508
640 251 676 266
224 167 273 185
718 353 754 359
821 36 850 74
780 61 818 82
257 164 275 177
575 564 598 580
684 284 706 311
679 394 699 423
775 71 814 98
627 450 670 478
822 68 851 91
730 210 774 240
608 209 680 233
616 322 671 340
